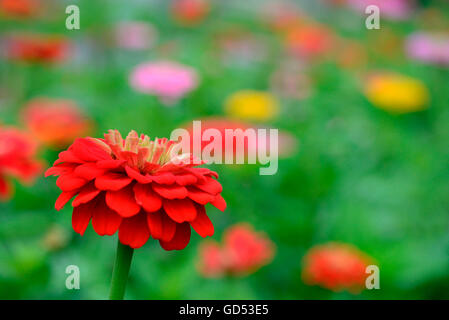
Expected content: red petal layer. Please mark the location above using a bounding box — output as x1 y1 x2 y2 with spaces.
125 166 152 184
74 163 105 180
190 204 214 237
56 173 87 191
152 183 187 199
159 222 191 251
163 198 197 223
55 190 77 211
151 172 176 184
195 176 222 195
188 187 215 205
95 172 132 191
91 199 122 236
146 211 176 242
106 184 140 217
72 183 101 207
210 194 226 212
119 213 150 248
72 201 94 235
134 183 162 212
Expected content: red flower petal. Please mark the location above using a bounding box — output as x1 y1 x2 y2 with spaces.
57 150 83 163
72 202 94 235
175 173 198 186
159 222 191 251
152 183 187 199
55 190 77 211
195 176 222 195
106 184 140 217
56 173 87 191
134 183 162 212
119 213 150 248
91 199 122 236
74 163 106 180
70 138 111 162
210 194 226 212
95 172 132 191
190 204 214 237
146 211 176 242
72 183 101 207
125 166 152 184
96 159 126 169
163 198 197 223
45 163 75 177
188 187 215 205
151 172 176 184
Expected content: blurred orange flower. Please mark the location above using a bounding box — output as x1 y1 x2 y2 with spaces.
21 98 93 149
302 242 374 293
285 25 335 59
0 126 43 200
364 72 430 113
198 223 275 277
4 33 70 64
171 0 210 26
0 0 39 18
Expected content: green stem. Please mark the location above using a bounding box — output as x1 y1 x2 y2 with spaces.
109 239 134 300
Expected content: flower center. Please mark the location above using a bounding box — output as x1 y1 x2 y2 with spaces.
103 130 177 171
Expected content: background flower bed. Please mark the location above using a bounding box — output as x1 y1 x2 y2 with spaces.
0 0 448 299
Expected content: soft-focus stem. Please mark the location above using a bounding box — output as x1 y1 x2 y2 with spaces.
109 239 134 300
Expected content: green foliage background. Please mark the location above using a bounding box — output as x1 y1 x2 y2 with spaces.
0 0 448 299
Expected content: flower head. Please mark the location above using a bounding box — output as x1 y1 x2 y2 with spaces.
224 90 279 122
363 72 430 113
171 0 210 26
302 242 374 293
3 33 70 64
0 126 43 200
198 223 275 277
45 130 226 250
21 97 93 149
285 25 335 59
405 32 449 67
129 61 199 105
0 0 39 18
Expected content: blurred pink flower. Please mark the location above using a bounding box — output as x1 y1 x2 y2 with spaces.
114 21 158 50
129 61 199 105
347 0 415 20
405 32 449 66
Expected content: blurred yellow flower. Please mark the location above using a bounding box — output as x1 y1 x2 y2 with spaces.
224 90 279 121
364 73 430 113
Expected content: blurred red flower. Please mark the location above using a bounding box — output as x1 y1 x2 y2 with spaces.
285 25 335 59
171 0 210 26
22 98 93 149
0 0 39 18
302 242 374 292
4 33 70 64
198 223 275 277
0 126 44 200
184 118 256 163
45 130 226 250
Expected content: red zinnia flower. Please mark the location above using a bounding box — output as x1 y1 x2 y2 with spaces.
4 33 70 64
171 0 210 26
198 223 275 277
45 130 226 250
302 242 374 293
0 126 44 200
285 25 335 59
21 97 93 149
